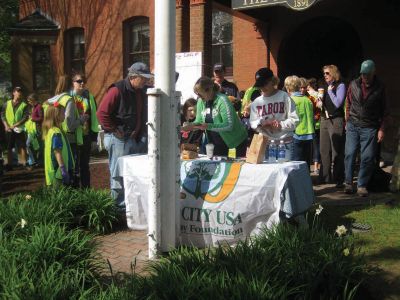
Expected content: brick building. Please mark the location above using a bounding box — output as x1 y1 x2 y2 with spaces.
11 0 400 157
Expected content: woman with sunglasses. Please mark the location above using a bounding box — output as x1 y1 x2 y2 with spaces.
70 73 99 188
183 77 247 157
318 65 346 187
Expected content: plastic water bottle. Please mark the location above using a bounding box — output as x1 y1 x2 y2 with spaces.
268 140 276 163
278 140 286 163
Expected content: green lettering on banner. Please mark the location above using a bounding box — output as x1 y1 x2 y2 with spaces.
201 209 212 222
182 207 243 225
181 207 190 221
216 210 225 225
186 225 244 237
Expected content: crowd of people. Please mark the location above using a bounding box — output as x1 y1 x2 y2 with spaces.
0 73 99 190
0 59 389 205
181 60 388 198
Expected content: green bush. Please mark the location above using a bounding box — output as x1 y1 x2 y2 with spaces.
0 223 103 299
0 187 118 234
91 222 369 300
0 188 118 299
0 188 370 299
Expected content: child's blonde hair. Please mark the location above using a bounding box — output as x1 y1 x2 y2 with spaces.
284 75 301 93
42 104 64 139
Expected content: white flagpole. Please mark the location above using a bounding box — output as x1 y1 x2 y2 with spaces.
148 0 178 258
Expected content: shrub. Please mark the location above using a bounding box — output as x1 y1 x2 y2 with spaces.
93 223 368 300
0 223 103 299
0 187 118 234
0 188 118 298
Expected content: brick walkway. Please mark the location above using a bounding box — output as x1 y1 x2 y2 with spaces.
96 230 149 275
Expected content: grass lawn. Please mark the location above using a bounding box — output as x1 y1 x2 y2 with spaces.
318 194 400 299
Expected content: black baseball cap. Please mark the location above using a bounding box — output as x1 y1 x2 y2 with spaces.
213 63 225 72
254 68 274 87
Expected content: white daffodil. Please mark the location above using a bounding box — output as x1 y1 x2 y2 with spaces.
315 204 324 215
335 225 347 237
21 218 27 229
25 194 32 200
343 248 350 256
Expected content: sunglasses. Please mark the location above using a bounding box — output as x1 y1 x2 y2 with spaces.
323 72 330 75
74 79 85 84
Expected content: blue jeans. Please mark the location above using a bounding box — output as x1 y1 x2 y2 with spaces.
293 139 312 167
26 133 42 166
104 133 144 208
344 122 378 188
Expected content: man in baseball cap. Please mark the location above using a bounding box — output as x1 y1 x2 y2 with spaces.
360 59 375 74
97 62 152 209
127 62 154 79
249 67 298 161
344 59 389 197
254 67 274 88
212 62 239 99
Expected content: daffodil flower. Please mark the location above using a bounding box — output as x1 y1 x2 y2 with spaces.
315 204 323 215
21 219 27 229
343 248 350 256
335 225 347 237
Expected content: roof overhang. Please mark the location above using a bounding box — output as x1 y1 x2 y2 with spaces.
9 9 59 38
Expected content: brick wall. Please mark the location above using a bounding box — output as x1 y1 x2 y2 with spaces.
18 0 155 102
189 0 212 76
232 12 268 92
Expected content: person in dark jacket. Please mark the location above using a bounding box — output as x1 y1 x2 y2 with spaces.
318 65 346 187
97 62 153 208
344 60 388 197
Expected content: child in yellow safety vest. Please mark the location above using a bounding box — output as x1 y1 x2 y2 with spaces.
43 104 74 186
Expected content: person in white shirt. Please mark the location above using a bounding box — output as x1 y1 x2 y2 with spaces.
249 68 299 160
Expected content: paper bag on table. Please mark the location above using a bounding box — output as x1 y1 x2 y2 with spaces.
246 133 268 164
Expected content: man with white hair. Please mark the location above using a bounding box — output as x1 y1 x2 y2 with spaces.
344 60 388 197
97 62 153 208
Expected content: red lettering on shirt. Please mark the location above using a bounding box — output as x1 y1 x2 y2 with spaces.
267 103 273 114
257 102 285 117
279 102 284 113
256 106 263 116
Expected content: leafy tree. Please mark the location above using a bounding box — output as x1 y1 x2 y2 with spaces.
0 0 19 81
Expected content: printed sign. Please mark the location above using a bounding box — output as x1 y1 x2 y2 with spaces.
175 52 202 104
232 0 318 11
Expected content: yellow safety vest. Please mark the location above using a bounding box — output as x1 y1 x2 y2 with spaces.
57 94 83 145
44 127 74 185
5 100 27 131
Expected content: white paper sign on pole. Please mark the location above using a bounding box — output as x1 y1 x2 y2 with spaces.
175 52 202 104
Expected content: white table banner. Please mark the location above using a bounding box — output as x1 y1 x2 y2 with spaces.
114 155 314 247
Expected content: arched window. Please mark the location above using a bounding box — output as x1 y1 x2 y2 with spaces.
123 17 150 76
212 9 233 76
64 28 85 75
